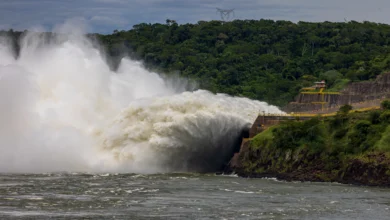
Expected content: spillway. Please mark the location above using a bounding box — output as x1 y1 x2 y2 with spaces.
0 25 283 173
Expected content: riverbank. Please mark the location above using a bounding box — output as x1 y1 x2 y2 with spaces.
229 108 390 187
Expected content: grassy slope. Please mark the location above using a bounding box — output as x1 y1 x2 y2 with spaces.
236 110 390 186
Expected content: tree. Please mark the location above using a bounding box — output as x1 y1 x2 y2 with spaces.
381 100 390 110
319 70 343 88
338 104 353 115
6 19 390 107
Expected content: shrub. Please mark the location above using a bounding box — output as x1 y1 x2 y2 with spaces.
354 120 371 135
319 70 343 88
381 100 390 110
379 110 390 123
328 78 350 92
369 110 381 124
334 128 348 139
338 104 352 115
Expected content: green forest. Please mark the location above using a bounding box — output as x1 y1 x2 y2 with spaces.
4 19 390 106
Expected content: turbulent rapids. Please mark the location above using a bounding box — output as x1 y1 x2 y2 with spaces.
0 25 283 173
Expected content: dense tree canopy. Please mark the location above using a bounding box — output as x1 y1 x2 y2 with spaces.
4 19 390 106
98 19 390 106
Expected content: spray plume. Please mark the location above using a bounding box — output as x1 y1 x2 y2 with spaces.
0 23 283 173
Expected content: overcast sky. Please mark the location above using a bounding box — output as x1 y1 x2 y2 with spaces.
1 0 390 33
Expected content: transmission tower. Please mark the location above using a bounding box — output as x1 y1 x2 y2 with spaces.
216 8 235 21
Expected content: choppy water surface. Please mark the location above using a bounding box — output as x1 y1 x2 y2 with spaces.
0 173 389 219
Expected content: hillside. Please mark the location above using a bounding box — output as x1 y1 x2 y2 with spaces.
230 104 390 186
4 19 390 106
98 19 390 106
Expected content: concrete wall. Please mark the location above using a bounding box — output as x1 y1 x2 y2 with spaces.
343 73 390 95
249 115 312 138
283 72 390 113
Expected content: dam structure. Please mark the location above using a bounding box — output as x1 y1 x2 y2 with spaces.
227 74 390 172
248 72 390 138
284 72 390 114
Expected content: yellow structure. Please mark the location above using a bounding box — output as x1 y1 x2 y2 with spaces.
300 80 341 111
260 105 381 118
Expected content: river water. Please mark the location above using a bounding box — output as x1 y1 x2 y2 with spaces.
0 173 389 219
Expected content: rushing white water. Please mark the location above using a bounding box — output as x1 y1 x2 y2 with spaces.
0 26 283 173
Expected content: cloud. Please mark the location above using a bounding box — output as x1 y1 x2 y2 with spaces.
90 16 126 25
94 0 128 3
1 0 390 33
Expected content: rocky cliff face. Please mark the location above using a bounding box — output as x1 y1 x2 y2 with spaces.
231 142 390 187
283 73 390 112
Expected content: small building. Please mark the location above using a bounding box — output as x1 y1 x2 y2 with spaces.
313 80 326 89
301 80 326 91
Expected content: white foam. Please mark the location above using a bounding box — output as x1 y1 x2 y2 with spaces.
0 22 283 173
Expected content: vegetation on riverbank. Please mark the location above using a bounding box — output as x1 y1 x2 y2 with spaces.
233 103 390 186
4 19 390 106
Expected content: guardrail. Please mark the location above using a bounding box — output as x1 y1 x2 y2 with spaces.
286 98 384 115
260 105 381 118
